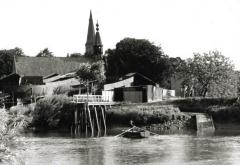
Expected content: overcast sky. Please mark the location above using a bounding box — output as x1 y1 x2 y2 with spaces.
0 0 240 69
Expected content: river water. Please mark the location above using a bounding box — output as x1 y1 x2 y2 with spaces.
11 130 240 165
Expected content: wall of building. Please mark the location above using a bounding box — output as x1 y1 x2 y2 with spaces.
146 85 163 102
170 75 183 97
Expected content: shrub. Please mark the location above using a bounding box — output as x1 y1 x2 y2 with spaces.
8 104 34 130
172 97 237 107
0 108 26 163
32 95 75 130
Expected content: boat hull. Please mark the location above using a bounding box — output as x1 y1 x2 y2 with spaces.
122 130 150 138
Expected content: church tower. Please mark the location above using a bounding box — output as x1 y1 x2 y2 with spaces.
85 10 95 56
94 21 103 59
85 10 103 60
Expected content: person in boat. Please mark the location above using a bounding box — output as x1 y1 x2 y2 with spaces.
130 120 140 132
130 120 135 127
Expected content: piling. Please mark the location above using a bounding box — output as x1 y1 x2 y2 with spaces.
101 106 107 136
71 94 114 137
94 106 100 136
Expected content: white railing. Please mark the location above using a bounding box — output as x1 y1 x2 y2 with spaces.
73 94 113 103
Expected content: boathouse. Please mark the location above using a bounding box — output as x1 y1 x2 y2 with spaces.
103 73 163 103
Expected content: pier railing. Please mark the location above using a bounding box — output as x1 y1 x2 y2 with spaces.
73 94 114 104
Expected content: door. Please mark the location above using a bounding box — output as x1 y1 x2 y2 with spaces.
124 91 143 103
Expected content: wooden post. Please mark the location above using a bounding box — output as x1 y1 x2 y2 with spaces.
101 106 107 136
94 106 100 136
87 105 94 137
104 106 107 136
12 91 14 106
98 105 102 133
77 106 81 135
70 124 73 136
92 106 95 136
74 107 78 135
81 106 84 131
84 103 88 136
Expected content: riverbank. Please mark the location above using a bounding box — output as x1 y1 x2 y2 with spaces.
169 98 240 126
10 96 240 133
107 97 240 132
106 104 196 131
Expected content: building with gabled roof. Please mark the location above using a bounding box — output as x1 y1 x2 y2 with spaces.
0 56 92 100
103 72 163 103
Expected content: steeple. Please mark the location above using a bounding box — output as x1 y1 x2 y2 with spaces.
85 10 95 55
94 21 103 58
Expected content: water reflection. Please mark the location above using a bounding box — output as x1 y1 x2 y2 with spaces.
11 131 240 165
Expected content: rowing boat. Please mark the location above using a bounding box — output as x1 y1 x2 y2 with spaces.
122 126 150 138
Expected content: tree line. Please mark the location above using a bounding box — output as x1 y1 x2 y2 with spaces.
104 38 238 98
0 38 239 98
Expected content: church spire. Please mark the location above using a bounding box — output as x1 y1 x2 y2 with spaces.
85 10 95 55
95 21 102 46
94 21 103 58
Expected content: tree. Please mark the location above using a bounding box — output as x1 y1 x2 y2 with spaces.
182 51 234 97
76 62 105 83
163 57 187 88
9 47 25 56
0 48 25 78
69 53 82 57
166 57 187 75
36 48 54 57
76 61 106 93
105 38 169 86
207 70 239 98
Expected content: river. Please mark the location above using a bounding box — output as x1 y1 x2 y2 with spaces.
10 130 240 165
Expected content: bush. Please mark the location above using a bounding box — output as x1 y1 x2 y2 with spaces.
8 104 34 130
169 97 238 113
32 95 75 130
0 108 26 163
172 97 237 107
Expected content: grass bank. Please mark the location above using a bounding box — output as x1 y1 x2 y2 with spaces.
106 104 195 130
168 98 240 124
107 97 240 131
149 97 240 129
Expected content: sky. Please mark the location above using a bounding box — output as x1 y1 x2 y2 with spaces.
0 0 240 69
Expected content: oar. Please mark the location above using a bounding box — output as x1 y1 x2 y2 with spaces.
115 127 134 137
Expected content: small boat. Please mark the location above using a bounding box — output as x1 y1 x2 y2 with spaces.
122 127 150 138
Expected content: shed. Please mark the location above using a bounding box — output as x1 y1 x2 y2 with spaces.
104 73 162 103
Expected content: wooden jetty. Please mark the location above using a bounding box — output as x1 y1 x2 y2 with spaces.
71 94 116 137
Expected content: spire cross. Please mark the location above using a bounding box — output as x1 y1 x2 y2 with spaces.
96 20 99 31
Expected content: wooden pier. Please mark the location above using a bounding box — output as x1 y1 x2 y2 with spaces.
71 94 115 137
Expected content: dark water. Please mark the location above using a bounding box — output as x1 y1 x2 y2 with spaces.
12 130 240 165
